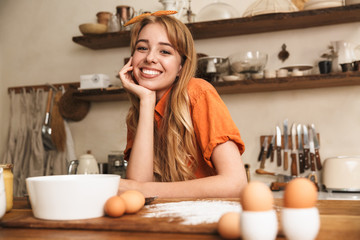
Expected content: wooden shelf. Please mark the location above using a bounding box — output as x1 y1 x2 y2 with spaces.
73 72 360 102
72 5 360 50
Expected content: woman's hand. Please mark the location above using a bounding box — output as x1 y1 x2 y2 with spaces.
118 57 155 102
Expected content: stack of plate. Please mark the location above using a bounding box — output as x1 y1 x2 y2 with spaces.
303 0 343 10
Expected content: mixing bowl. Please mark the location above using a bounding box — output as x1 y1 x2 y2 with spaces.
196 56 230 82
26 174 120 220
229 51 268 77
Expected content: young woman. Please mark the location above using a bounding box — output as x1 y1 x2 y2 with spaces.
118 13 247 198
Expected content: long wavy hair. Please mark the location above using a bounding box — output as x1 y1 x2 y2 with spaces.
126 15 199 182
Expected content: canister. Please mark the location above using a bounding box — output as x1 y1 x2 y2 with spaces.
0 164 13 212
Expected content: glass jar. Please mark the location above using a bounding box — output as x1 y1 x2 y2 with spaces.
0 164 13 212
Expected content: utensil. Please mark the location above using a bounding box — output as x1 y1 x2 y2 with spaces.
302 125 310 170
255 169 294 182
276 126 282 167
26 174 120 220
259 137 268 169
297 124 305 173
41 88 55 150
311 124 322 170
290 123 298 176
283 119 289 170
267 134 275 162
308 125 316 171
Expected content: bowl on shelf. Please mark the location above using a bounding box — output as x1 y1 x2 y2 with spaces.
79 23 107 35
196 56 230 82
228 51 268 79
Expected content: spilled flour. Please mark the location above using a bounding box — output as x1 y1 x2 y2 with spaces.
142 200 241 225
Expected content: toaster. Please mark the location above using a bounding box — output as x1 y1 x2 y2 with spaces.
322 156 360 192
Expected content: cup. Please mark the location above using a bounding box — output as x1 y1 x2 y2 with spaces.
340 63 353 72
96 11 112 26
353 60 360 71
277 69 288 78
264 69 276 78
318 61 332 74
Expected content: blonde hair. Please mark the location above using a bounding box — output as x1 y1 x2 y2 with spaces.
126 15 198 182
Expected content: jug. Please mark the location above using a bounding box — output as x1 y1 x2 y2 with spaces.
159 0 186 19
116 5 135 30
68 152 99 174
0 168 6 219
332 41 360 68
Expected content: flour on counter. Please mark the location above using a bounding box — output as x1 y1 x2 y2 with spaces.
142 200 242 225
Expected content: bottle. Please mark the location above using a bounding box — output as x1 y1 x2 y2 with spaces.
0 164 13 212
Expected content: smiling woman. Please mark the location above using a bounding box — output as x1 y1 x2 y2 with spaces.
117 14 247 198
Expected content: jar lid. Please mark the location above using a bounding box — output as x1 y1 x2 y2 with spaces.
0 164 13 169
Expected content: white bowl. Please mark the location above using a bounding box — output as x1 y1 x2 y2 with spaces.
26 174 120 220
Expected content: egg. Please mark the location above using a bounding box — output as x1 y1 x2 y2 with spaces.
241 181 273 211
217 212 241 239
120 190 145 214
284 178 317 208
104 196 126 217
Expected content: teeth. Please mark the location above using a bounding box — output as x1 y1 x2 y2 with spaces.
142 69 160 75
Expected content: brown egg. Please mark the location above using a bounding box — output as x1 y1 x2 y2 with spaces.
120 190 145 214
217 212 241 239
284 178 317 208
104 196 126 217
241 181 274 211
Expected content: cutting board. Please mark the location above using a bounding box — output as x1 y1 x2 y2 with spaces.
0 198 241 234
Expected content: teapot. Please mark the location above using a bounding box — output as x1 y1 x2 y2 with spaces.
0 168 6 219
68 152 99 175
159 0 186 19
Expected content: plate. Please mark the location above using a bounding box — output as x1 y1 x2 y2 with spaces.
281 65 313 71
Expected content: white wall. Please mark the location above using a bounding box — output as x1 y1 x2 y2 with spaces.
1 0 359 183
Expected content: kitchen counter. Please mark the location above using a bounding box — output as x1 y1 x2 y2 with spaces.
0 197 359 239
273 190 360 200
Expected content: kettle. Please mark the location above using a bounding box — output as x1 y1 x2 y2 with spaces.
332 41 360 63
0 168 6 219
159 0 186 19
68 151 99 175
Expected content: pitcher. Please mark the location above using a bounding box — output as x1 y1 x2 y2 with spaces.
116 5 135 30
68 153 99 175
0 168 6 219
159 0 186 19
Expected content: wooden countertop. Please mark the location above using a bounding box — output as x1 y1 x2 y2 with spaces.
0 197 359 239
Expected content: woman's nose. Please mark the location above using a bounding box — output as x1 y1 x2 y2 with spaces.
145 51 158 63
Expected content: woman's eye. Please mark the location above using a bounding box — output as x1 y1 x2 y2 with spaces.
161 50 171 55
136 46 147 51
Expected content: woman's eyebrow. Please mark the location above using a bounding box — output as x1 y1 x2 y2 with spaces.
136 39 174 49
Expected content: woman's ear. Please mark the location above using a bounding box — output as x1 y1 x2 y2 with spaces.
177 65 183 76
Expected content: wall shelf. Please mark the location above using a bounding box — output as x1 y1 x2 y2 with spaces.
72 5 360 50
73 72 360 102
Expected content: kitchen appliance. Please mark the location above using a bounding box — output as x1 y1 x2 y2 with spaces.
322 156 360 192
79 74 110 90
26 174 120 220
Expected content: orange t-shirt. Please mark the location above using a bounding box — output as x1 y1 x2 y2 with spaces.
124 78 245 178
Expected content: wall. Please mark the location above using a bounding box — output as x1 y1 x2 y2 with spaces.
1 0 359 183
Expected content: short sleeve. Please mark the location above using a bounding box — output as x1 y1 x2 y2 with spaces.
189 79 245 167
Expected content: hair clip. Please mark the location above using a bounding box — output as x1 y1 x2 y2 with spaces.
124 10 178 27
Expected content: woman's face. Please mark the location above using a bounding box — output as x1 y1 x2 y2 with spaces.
132 23 183 100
